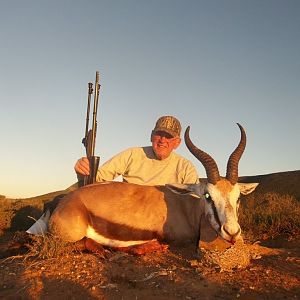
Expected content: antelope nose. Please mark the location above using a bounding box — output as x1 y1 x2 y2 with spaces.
222 225 241 240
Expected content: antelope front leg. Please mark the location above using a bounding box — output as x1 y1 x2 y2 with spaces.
115 240 168 255
74 237 106 258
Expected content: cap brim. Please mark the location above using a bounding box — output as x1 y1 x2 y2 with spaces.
153 127 178 138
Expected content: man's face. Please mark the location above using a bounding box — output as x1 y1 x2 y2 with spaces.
151 131 181 160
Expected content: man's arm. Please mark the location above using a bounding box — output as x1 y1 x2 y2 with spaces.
182 161 200 184
96 148 133 182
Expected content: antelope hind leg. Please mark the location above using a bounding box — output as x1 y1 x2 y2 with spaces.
48 199 89 242
0 232 33 258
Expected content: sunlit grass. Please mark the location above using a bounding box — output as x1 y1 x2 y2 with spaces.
25 234 82 260
240 192 300 240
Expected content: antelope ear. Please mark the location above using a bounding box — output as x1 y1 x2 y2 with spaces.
238 183 259 195
166 183 205 197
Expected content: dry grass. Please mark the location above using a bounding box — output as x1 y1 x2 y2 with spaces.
24 234 82 260
239 192 300 240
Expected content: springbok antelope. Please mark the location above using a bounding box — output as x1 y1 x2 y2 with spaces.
45 123 258 254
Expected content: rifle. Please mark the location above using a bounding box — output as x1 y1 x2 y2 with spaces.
81 71 101 186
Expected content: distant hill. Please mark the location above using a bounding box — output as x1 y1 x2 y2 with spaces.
5 183 78 202
239 170 300 201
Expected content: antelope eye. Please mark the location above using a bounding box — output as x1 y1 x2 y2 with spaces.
204 193 212 201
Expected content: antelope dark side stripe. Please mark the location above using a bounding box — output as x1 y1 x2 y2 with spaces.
90 213 161 241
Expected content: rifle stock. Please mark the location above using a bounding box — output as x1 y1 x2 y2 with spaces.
81 71 101 186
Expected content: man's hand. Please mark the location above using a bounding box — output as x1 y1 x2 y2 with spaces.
74 157 90 176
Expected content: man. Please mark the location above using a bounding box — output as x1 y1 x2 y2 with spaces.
75 115 199 185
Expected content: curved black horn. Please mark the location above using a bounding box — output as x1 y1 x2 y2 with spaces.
226 123 247 185
184 126 220 184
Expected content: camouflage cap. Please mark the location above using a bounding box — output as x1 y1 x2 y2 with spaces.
153 116 181 137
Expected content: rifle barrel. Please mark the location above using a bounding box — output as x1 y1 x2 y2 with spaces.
81 71 101 186
83 82 93 150
90 71 100 157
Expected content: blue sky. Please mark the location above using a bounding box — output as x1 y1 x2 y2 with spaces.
1 0 299 198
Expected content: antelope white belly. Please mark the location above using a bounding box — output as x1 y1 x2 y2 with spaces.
86 226 156 247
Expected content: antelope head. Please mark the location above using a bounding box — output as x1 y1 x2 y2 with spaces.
185 123 258 243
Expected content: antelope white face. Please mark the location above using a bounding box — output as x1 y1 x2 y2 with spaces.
184 123 259 244
205 180 241 243
204 180 258 243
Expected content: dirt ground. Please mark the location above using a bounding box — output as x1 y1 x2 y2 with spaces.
0 237 299 300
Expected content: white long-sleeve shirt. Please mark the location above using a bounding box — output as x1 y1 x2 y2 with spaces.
96 146 199 185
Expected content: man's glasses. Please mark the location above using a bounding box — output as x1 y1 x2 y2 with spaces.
152 131 179 141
